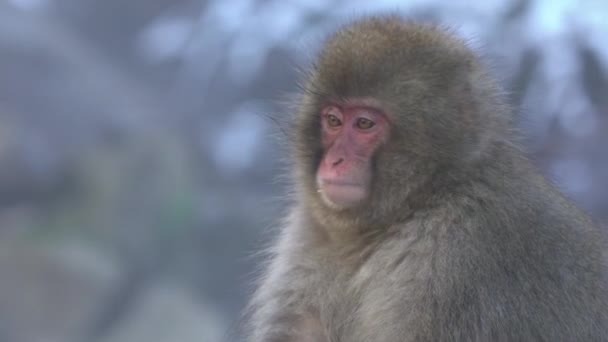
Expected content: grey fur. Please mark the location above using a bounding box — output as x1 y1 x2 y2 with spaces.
246 16 608 342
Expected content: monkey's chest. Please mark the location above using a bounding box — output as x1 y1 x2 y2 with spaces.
316 248 433 341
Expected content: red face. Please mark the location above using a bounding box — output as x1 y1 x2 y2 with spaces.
316 104 390 209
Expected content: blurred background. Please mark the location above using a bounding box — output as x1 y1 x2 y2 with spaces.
0 0 606 341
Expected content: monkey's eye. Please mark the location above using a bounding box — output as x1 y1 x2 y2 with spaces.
326 114 342 128
356 118 375 129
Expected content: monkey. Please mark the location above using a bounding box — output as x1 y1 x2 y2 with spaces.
245 16 608 342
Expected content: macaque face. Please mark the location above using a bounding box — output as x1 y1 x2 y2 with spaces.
316 104 389 209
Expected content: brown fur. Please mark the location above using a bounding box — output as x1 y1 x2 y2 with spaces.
246 15 608 341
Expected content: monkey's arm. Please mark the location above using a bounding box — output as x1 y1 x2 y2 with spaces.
246 225 329 342
247 264 320 341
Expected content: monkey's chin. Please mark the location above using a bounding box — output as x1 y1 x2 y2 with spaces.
318 183 367 210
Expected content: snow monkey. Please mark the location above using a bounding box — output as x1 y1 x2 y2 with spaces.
247 16 608 342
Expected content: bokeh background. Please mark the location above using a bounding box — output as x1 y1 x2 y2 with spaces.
0 0 607 341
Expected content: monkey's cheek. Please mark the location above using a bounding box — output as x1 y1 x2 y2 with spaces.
319 183 367 209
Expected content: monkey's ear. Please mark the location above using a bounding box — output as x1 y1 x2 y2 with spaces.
443 63 474 108
443 59 487 155
447 53 475 84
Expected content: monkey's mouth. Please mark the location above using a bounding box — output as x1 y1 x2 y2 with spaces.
321 179 362 187
318 180 367 209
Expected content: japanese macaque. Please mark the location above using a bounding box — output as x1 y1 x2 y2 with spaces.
246 16 608 342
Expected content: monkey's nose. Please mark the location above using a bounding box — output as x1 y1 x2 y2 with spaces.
332 158 344 167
